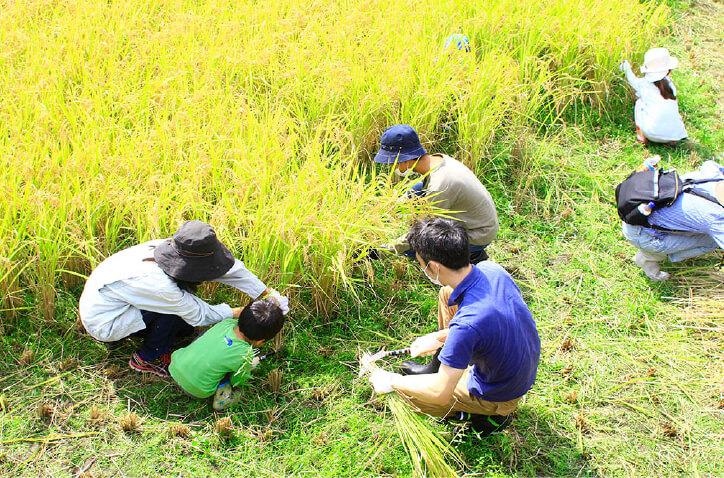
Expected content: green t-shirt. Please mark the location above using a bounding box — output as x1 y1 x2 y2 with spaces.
169 319 254 398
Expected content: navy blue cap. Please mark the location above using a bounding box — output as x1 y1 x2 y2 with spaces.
373 124 427 165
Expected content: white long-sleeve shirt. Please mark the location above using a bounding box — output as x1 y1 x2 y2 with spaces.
79 240 267 342
622 64 687 142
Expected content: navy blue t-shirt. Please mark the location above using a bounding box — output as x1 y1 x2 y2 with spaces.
438 262 540 402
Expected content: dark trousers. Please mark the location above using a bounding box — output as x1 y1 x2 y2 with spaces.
136 310 195 362
468 245 489 263
409 181 426 198
403 245 489 264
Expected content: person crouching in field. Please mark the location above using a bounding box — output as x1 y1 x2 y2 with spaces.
622 161 723 281
368 218 540 435
169 298 284 410
374 124 499 263
620 48 687 146
442 33 470 53
79 220 289 377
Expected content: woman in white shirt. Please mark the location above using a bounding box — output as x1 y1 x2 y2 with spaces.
620 48 687 145
79 220 289 377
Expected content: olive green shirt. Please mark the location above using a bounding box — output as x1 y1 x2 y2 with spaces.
395 154 499 252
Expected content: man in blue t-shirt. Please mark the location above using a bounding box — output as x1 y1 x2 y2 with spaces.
368 218 540 434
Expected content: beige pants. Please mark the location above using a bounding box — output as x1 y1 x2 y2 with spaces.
395 286 521 418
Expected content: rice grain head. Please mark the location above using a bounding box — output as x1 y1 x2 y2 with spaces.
214 417 234 437
168 423 191 439
19 349 35 365
266 369 283 395
119 412 141 433
88 406 108 426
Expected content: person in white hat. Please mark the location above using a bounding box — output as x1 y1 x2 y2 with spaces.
619 48 687 145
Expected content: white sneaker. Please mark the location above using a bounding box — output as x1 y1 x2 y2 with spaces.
212 382 243 411
633 251 670 281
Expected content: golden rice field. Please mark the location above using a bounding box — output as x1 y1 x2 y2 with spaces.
0 0 669 320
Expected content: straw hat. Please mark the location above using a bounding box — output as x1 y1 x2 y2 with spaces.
640 48 678 82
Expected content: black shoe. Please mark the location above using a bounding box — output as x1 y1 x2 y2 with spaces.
468 414 513 436
400 351 441 375
105 340 122 351
469 248 489 264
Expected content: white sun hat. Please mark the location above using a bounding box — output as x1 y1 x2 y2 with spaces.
640 48 679 82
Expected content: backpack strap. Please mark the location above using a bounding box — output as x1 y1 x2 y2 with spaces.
682 177 724 186
685 189 721 206
682 177 723 206
643 177 722 233
645 223 692 234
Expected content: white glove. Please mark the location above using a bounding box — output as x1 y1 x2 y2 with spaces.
369 369 401 394
619 60 631 72
266 289 290 315
251 356 261 369
410 331 443 358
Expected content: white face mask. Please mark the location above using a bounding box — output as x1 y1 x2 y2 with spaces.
422 262 442 286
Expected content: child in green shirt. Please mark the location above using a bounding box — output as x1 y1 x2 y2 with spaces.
169 299 284 410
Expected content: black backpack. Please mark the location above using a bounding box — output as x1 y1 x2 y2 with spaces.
615 168 722 229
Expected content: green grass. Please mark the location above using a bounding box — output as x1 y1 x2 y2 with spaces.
1 1 723 477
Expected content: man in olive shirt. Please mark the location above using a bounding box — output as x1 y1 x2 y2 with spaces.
374 124 499 263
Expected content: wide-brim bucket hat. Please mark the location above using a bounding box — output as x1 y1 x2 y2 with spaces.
373 124 427 164
640 47 678 82
154 220 235 283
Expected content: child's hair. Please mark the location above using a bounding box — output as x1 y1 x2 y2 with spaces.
653 76 676 100
238 299 284 341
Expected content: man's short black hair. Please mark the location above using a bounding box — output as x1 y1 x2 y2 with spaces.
238 299 285 341
406 217 470 270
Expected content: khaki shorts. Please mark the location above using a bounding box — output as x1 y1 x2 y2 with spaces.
396 366 521 418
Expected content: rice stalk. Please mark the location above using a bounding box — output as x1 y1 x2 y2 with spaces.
214 417 234 438
266 369 283 395
387 395 464 478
